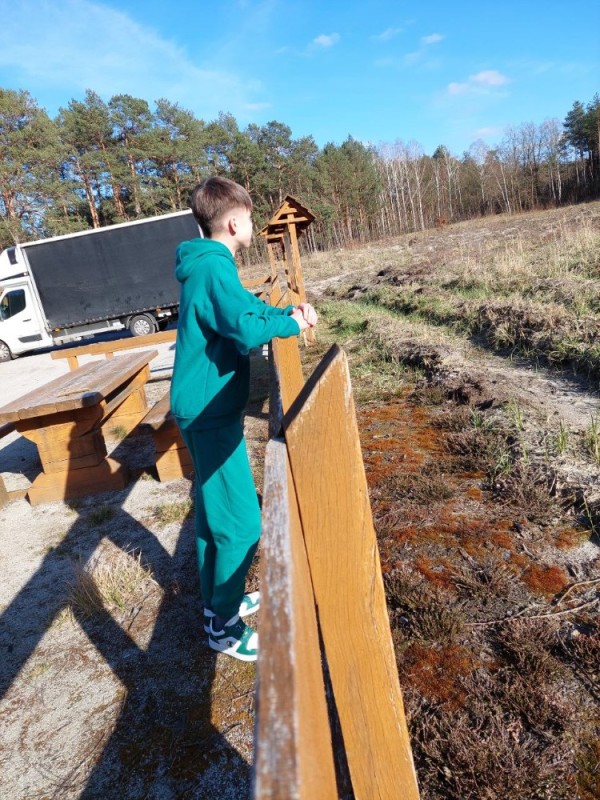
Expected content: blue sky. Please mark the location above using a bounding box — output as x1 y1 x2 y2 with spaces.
0 0 598 156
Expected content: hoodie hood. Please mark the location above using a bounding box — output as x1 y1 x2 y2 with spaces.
175 238 234 282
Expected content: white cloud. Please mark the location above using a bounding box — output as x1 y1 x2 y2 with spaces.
472 126 502 139
447 82 468 96
0 0 265 121
422 33 444 45
373 27 403 41
244 102 272 111
404 31 444 64
313 33 341 48
473 70 509 86
448 70 510 96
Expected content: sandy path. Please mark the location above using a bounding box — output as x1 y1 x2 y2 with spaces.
0 344 268 799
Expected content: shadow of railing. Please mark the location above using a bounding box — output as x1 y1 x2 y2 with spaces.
0 411 266 796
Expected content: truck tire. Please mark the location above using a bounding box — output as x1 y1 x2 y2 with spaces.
0 340 12 362
129 314 157 337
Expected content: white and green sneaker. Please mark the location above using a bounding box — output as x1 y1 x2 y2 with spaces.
203 591 260 633
208 614 258 662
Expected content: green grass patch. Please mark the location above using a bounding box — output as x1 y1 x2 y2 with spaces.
88 505 115 525
153 498 193 525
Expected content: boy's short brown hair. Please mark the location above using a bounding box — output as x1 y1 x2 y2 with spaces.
190 176 252 236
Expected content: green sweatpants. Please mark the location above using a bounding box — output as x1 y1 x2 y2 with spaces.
178 419 261 621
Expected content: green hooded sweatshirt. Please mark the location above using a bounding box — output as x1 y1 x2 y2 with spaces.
171 238 300 430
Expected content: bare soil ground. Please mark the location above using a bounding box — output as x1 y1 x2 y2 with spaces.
1 202 599 799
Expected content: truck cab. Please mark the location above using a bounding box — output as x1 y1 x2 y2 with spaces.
0 247 53 361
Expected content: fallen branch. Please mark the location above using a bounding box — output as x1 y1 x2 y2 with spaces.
467 596 599 627
553 577 600 606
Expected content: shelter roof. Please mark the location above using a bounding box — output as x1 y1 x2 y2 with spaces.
258 195 315 239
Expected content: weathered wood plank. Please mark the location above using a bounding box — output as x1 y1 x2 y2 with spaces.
35 430 106 467
271 336 304 418
154 448 194 482
254 438 338 800
243 275 272 289
268 343 284 439
139 393 171 431
282 344 420 800
268 278 283 308
0 476 9 509
16 406 103 440
27 457 129 506
100 368 150 424
0 351 157 422
136 392 192 480
288 223 315 346
51 330 177 365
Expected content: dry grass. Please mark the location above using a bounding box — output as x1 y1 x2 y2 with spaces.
68 543 157 619
87 504 115 526
153 498 193 526
315 205 600 387
107 423 129 440
311 234 600 798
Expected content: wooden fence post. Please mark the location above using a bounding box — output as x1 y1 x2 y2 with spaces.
254 438 338 799
282 344 420 800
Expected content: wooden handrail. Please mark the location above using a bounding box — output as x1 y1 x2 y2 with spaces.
51 329 177 370
50 278 274 370
256 323 420 796
254 438 338 798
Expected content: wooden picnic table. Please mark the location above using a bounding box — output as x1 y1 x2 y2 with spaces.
0 350 157 505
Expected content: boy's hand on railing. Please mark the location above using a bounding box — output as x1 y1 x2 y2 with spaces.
291 308 310 331
291 303 318 331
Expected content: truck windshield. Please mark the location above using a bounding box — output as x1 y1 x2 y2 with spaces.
0 289 26 321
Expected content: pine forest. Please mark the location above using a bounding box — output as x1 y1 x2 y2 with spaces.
1 87 598 256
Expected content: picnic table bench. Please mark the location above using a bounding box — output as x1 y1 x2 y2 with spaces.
138 392 193 482
0 422 16 508
49 330 193 482
0 350 157 505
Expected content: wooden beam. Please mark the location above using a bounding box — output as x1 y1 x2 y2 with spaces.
254 438 338 800
271 336 304 418
288 222 315 345
282 345 421 800
51 331 176 366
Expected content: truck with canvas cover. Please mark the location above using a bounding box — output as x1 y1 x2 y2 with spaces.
0 210 200 361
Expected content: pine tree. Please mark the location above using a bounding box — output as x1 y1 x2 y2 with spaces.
0 88 60 246
108 94 154 217
57 90 122 227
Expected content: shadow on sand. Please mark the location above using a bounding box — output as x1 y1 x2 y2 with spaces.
0 437 253 798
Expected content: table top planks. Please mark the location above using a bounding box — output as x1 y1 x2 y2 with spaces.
0 350 158 424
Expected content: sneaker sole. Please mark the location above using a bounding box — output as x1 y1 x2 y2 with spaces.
208 637 258 662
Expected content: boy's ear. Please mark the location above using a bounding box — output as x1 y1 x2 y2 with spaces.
226 214 237 235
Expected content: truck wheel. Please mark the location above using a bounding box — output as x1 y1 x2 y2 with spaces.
129 314 157 337
0 340 12 362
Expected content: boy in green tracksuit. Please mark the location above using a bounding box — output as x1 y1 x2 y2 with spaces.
171 176 317 662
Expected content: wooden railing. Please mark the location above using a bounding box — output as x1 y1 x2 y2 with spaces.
254 317 420 797
51 329 177 371
50 276 275 371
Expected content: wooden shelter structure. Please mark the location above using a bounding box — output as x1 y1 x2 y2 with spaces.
258 196 316 343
